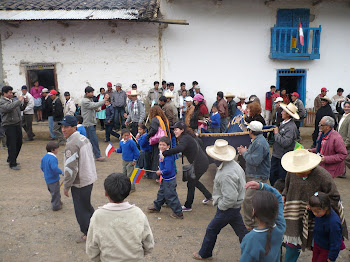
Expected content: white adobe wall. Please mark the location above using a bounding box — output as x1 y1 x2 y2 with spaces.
0 20 160 103
160 0 350 109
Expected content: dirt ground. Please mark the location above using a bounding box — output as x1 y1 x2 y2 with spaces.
0 123 349 262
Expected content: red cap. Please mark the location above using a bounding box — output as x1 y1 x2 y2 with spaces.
291 92 299 98
321 87 328 92
49 90 58 95
272 93 280 98
107 82 112 87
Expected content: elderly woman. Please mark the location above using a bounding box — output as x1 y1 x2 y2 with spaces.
312 96 337 147
281 149 347 261
338 101 350 178
309 116 347 178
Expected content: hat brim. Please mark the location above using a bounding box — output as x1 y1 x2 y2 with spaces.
320 98 332 103
206 145 236 162
279 103 300 120
165 95 174 98
238 97 247 99
281 150 321 173
225 95 236 98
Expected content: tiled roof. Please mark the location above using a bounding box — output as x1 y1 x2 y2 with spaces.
0 0 159 20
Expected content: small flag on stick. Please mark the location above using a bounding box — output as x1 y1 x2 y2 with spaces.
130 168 146 184
299 19 304 46
105 142 115 157
294 142 304 150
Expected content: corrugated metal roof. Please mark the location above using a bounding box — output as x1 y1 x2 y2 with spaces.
0 9 139 21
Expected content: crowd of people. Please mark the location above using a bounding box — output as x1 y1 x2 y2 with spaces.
0 81 349 262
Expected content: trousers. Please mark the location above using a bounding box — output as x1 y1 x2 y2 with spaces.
85 125 101 159
4 124 22 167
48 116 56 138
47 181 61 211
153 179 182 215
53 121 65 143
22 114 35 139
269 156 287 186
122 160 135 190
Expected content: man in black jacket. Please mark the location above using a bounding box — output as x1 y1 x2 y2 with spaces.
50 90 65 145
42 88 56 139
0 86 27 170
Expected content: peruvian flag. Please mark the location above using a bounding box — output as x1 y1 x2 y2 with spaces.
105 142 115 157
299 19 304 46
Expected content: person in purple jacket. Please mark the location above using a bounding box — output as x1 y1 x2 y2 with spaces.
40 141 63 211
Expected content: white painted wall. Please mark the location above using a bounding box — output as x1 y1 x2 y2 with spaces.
160 0 350 108
0 20 159 103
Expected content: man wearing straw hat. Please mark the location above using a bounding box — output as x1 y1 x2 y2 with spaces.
237 121 271 229
280 149 348 261
162 91 178 126
225 92 237 120
125 90 145 137
269 102 299 186
193 139 248 260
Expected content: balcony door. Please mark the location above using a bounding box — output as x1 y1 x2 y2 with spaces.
276 9 310 52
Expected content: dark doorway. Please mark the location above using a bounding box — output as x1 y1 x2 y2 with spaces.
276 69 306 106
279 76 298 97
26 64 57 92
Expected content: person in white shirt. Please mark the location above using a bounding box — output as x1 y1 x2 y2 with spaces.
20 85 35 141
332 88 345 122
63 91 76 116
179 90 188 120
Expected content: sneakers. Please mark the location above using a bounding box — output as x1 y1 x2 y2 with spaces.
202 198 214 205
182 206 192 212
10 166 21 170
147 206 160 213
170 212 184 219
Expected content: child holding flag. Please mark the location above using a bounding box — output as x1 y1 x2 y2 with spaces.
40 141 63 211
116 129 139 191
136 124 152 178
86 173 154 261
147 136 184 219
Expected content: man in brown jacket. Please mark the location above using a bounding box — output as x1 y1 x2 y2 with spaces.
314 87 328 112
217 91 228 132
159 93 178 126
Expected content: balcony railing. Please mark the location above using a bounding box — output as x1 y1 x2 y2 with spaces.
270 25 321 60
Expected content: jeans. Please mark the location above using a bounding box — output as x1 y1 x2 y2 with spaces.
47 181 61 211
4 125 22 167
114 106 125 130
22 114 35 139
154 179 182 215
265 110 272 125
270 156 287 186
198 207 248 258
105 124 120 141
184 174 212 209
85 125 101 159
71 184 94 236
220 117 228 133
48 116 56 138
53 121 65 143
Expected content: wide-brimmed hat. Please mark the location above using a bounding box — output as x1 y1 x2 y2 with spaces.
281 149 321 173
320 96 332 104
206 139 236 162
237 93 247 99
275 97 283 103
280 103 300 120
129 90 139 96
225 92 235 98
164 90 174 98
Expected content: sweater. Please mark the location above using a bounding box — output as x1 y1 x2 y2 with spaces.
213 160 245 211
64 131 97 190
111 90 127 108
40 153 63 185
116 139 140 162
312 104 337 143
272 119 298 159
313 209 343 261
242 134 271 179
77 124 87 137
137 133 152 153
159 153 176 181
86 202 154 262
63 98 76 116
240 183 285 262
20 92 34 115
282 166 348 249
210 112 221 129
0 97 27 126
81 95 105 127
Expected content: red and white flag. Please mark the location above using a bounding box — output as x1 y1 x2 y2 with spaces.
299 19 304 46
105 142 115 157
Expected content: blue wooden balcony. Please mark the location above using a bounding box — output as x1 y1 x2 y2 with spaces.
270 25 321 60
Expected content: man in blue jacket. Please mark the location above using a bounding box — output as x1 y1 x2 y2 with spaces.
237 121 271 229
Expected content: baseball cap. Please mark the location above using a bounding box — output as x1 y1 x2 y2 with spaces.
49 90 58 95
64 91 70 96
172 121 187 130
41 88 49 94
272 93 280 98
194 85 200 89
85 86 94 93
59 115 77 127
321 87 328 92
107 82 112 87
275 97 284 103
21 85 28 90
115 83 122 87
291 92 299 98
247 121 263 132
184 96 193 102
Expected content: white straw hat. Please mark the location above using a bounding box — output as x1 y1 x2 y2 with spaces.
206 139 236 162
281 149 321 173
184 96 193 102
164 90 174 98
237 93 247 99
320 96 332 104
279 103 300 120
129 90 139 96
225 92 235 98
